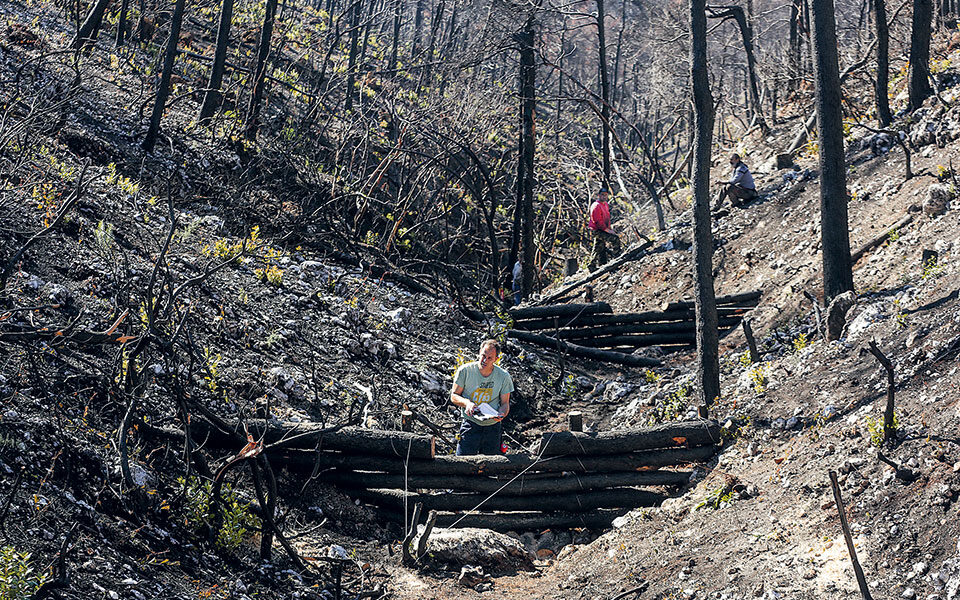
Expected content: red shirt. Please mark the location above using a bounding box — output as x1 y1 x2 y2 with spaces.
588 200 611 232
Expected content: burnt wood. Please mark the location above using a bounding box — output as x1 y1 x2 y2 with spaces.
355 487 667 512
507 329 661 367
509 302 613 322
276 445 718 475
324 470 690 495
537 420 721 456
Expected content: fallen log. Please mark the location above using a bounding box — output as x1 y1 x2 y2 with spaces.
537 420 721 456
324 470 690 495
186 419 436 458
509 302 612 322
661 290 761 312
507 329 661 367
513 307 750 331
850 213 914 264
575 333 697 348
555 317 743 340
534 241 655 306
355 487 667 512
278 445 717 476
383 509 629 531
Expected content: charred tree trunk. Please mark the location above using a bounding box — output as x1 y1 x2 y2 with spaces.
115 0 130 46
691 0 720 411
706 6 766 131
597 0 612 183
518 17 537 300
908 0 933 110
419 0 444 89
197 0 237 124
874 0 892 126
71 0 113 49
244 0 279 140
411 0 425 59
811 0 854 302
344 0 363 113
388 0 402 72
142 0 186 152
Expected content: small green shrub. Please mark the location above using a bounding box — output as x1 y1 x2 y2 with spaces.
866 412 900 447
177 476 261 552
0 546 47 598
644 385 689 425
696 486 736 510
894 299 908 329
750 364 767 395
255 264 284 287
921 256 944 281
792 333 809 354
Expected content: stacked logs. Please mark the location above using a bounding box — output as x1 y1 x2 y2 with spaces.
144 418 721 531
282 419 721 531
508 291 760 359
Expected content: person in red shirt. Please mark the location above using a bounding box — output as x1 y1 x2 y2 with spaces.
587 185 619 269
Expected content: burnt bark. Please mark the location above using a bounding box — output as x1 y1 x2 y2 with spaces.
197 0 237 123
908 0 934 110
142 0 186 152
517 17 537 300
691 0 721 410
597 0 612 183
874 0 892 125
811 0 854 302
244 0 280 139
538 420 721 456
277 445 719 476
507 329 662 366
326 470 690 495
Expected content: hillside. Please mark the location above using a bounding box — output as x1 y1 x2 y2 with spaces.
4 1 960 599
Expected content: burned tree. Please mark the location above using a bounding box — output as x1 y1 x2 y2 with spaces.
691 0 721 410
908 0 933 110
142 0 186 152
810 0 854 302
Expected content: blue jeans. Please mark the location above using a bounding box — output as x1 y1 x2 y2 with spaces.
455 420 503 455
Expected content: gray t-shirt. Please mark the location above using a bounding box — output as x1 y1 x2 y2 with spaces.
454 362 514 426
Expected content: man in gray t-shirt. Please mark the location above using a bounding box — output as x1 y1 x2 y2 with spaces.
450 339 514 455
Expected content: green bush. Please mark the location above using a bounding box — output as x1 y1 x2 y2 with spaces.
0 546 47 599
177 476 261 552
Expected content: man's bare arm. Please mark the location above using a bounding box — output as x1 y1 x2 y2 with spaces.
450 383 475 416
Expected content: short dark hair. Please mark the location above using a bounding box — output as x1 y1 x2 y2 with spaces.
479 339 500 356
730 153 741 162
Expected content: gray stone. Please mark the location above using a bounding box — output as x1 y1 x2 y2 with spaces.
924 184 953 217
826 291 857 341
426 527 535 570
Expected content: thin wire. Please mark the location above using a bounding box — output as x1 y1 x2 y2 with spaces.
446 436 563 528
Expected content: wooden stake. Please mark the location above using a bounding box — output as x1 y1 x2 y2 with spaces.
829 470 874 600
401 502 423 566
742 318 760 364
867 340 896 443
568 411 583 432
